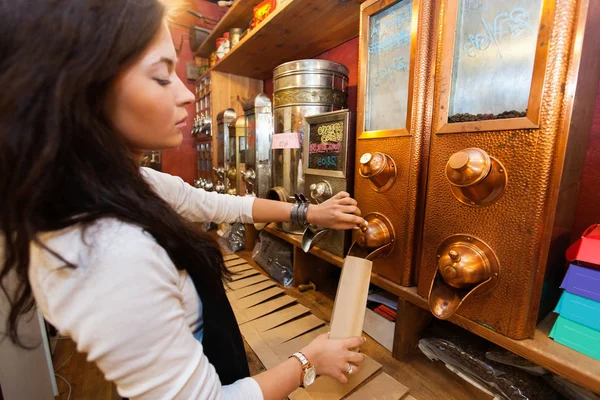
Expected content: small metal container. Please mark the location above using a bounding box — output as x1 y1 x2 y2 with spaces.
229 28 243 47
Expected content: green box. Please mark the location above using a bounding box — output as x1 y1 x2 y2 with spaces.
549 316 600 361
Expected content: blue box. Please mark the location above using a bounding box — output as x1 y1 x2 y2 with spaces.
560 264 600 302
554 291 600 332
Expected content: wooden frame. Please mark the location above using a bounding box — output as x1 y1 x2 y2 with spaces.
357 0 421 140
303 110 352 179
435 0 556 134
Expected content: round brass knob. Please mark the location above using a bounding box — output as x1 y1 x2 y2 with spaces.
213 167 225 179
355 213 394 250
445 148 507 207
240 168 255 183
215 181 226 194
203 181 214 192
438 241 492 289
226 166 237 182
309 181 332 203
359 152 397 192
446 148 491 187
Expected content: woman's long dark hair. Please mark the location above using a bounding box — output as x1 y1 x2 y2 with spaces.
0 0 247 382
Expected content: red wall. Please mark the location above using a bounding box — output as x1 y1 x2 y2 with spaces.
572 82 600 238
163 1 226 184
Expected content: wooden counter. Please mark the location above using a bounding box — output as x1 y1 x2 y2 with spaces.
235 249 492 400
260 224 600 394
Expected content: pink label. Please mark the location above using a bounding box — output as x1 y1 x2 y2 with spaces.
271 132 300 149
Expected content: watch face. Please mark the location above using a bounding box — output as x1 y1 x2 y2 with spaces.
303 367 316 387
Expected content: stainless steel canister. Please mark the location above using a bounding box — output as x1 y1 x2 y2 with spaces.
229 116 246 196
216 108 236 194
271 59 349 233
242 93 273 198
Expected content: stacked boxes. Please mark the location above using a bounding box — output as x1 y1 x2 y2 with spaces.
550 225 600 360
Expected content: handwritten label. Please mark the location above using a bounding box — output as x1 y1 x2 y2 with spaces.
462 7 533 59
365 0 413 131
271 132 300 149
308 121 344 172
449 0 543 116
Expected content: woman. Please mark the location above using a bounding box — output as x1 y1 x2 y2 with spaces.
0 0 366 399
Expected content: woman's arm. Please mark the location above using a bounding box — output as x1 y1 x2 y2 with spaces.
37 223 365 400
142 168 365 229
252 334 365 400
252 192 365 229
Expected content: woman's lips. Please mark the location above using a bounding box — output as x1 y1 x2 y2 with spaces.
175 116 187 128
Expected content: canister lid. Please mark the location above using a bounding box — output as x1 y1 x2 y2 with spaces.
273 59 349 80
243 93 272 112
231 116 246 128
216 108 236 122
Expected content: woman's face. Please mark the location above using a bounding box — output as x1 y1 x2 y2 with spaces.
105 22 194 152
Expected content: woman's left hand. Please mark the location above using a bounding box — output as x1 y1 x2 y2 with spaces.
307 192 365 230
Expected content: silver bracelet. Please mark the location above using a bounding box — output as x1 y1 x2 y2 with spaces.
290 203 299 225
301 202 309 226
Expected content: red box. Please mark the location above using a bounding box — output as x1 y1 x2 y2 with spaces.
253 0 276 27
566 224 600 268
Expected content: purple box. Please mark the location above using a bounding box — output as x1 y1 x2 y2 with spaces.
560 264 600 302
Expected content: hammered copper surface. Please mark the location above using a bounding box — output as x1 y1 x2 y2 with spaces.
354 0 436 286
417 0 578 339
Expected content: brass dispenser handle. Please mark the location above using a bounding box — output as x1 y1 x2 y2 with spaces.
428 235 500 320
445 148 507 207
215 181 226 194
240 168 255 183
348 213 395 260
309 181 332 204
359 152 397 192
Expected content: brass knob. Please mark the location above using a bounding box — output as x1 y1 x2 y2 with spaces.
445 148 507 207
226 188 237 195
213 167 225 179
359 152 397 192
356 214 393 250
446 148 490 187
438 241 492 289
309 181 332 203
203 181 214 192
226 166 237 182
240 168 255 183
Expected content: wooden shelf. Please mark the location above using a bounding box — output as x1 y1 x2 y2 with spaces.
199 0 362 80
195 0 264 58
261 224 600 394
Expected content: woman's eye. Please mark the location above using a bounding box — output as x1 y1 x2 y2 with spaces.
154 78 171 86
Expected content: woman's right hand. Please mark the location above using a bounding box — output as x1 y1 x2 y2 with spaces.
300 333 366 384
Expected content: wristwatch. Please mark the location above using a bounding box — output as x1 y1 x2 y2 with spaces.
289 352 316 387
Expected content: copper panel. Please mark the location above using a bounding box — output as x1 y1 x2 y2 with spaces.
355 136 413 284
355 0 436 285
418 0 580 339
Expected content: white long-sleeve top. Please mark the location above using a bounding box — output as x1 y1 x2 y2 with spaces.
28 168 263 399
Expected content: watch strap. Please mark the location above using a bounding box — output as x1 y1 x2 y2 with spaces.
289 352 312 388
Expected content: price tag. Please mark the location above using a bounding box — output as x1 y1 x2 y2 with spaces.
271 132 300 149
